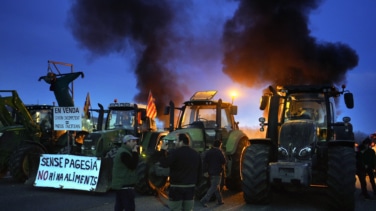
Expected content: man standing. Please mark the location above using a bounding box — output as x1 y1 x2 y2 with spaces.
356 140 368 198
362 137 376 195
160 133 202 211
200 140 226 207
111 135 139 211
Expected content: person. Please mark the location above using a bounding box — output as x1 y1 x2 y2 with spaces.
356 140 368 199
200 140 226 207
363 138 376 194
159 133 202 211
111 135 139 211
38 71 84 106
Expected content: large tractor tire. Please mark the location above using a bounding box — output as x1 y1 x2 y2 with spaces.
8 144 45 182
135 160 154 195
242 144 271 204
146 152 170 198
226 137 249 190
327 145 355 211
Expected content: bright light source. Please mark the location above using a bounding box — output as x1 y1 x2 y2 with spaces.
230 91 237 104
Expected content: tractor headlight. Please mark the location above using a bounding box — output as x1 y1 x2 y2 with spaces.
298 147 312 159
91 145 96 151
163 139 177 149
0 132 3 138
278 147 289 158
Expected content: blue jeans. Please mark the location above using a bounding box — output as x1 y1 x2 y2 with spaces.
201 175 223 203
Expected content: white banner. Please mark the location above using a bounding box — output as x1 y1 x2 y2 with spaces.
34 154 101 191
53 107 82 131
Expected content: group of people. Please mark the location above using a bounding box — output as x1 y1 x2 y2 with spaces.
111 133 226 211
108 131 376 210
356 136 376 199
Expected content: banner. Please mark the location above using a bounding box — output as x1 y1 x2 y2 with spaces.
34 154 101 191
53 107 82 130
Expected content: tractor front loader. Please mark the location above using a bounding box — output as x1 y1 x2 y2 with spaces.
0 90 72 182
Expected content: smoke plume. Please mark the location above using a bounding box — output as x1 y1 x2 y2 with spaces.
222 0 358 87
67 0 359 122
67 0 188 121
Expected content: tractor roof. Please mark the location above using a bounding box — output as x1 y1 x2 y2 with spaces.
184 90 232 107
25 105 54 110
276 85 342 97
108 102 147 110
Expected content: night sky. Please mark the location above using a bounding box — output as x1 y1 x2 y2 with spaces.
1 0 375 135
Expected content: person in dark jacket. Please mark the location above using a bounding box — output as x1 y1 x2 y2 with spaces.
200 140 226 207
362 138 376 195
356 141 369 199
160 133 202 211
111 135 139 211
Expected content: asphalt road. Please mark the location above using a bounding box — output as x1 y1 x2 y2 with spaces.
1 173 376 211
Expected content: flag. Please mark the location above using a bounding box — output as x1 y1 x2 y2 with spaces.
146 91 157 119
83 92 91 118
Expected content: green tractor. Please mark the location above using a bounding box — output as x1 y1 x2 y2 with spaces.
0 90 87 182
0 90 42 179
79 101 167 193
241 85 355 210
145 90 249 199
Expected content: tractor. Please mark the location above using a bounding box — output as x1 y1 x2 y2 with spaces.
145 90 249 199
79 101 167 192
1 68 93 183
241 85 355 210
0 90 90 182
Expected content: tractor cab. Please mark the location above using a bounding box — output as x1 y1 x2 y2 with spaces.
166 90 239 150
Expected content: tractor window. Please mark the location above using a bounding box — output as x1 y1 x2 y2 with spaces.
108 110 135 129
329 101 335 123
180 105 217 128
29 109 52 131
284 93 326 124
221 109 231 129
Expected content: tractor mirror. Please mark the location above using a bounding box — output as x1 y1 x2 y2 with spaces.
260 96 269 110
231 105 238 115
344 93 354 109
164 106 170 115
140 110 147 120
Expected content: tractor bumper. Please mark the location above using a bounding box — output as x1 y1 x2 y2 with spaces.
269 162 310 186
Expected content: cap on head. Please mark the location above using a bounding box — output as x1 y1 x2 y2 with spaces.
123 135 139 143
178 133 189 145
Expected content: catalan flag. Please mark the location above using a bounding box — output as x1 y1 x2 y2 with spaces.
146 91 157 119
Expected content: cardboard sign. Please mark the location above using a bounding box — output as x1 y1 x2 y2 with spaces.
53 107 82 130
34 154 101 191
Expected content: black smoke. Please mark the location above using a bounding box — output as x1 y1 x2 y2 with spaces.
67 0 189 121
222 0 358 87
